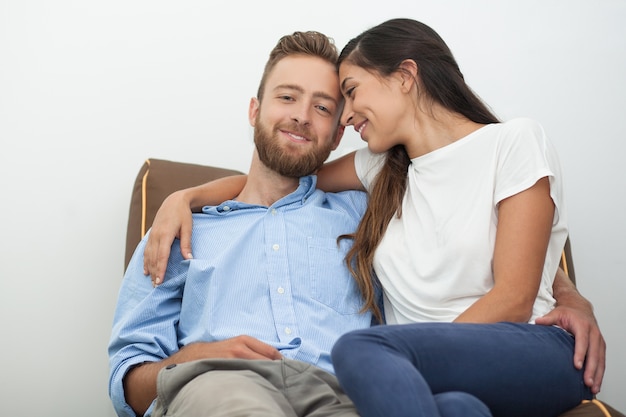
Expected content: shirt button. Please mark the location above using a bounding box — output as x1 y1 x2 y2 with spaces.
277 287 285 294
284 327 292 335
222 205 230 211
272 244 279 251
271 208 277 215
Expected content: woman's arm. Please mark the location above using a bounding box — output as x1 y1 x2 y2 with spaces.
316 151 365 192
145 151 363 284
455 176 555 323
143 175 247 285
453 173 605 392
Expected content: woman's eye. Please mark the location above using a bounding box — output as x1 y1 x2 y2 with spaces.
345 87 355 98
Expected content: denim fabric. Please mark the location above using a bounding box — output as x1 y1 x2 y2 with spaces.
332 322 592 417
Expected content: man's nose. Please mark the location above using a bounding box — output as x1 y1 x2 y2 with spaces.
291 104 311 125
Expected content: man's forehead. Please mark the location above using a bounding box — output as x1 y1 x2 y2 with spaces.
266 55 341 99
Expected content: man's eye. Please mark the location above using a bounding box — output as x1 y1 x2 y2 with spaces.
280 95 294 101
317 105 331 114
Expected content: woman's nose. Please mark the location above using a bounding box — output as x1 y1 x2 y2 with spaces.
341 106 354 126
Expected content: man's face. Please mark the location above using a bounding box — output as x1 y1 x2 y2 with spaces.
249 55 344 177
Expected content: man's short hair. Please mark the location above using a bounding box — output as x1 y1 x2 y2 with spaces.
256 31 339 101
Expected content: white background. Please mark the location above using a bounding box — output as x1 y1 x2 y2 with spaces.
1 1 624 415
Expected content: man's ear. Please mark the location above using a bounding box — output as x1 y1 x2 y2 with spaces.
331 124 345 151
398 59 418 93
248 97 260 126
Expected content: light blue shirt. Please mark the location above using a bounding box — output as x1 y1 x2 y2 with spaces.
108 176 371 417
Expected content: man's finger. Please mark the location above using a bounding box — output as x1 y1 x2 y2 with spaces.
244 338 283 360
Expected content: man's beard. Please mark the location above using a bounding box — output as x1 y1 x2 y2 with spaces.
254 117 334 178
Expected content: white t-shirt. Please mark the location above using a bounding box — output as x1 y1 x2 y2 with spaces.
354 118 567 324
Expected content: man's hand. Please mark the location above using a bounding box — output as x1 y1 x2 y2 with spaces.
143 190 195 285
536 304 605 394
178 336 283 362
543 268 606 394
124 336 282 415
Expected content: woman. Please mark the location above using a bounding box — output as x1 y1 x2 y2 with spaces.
324 18 591 417
142 19 597 416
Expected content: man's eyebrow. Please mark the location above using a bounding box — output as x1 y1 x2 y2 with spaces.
313 91 339 106
274 84 338 105
274 83 305 94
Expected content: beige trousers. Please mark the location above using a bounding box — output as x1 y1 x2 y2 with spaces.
152 358 359 417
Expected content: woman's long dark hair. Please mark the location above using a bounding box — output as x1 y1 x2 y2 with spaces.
340 18 500 322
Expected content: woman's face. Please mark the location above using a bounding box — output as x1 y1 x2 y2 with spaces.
338 62 409 153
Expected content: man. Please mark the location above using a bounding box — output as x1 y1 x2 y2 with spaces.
110 31 370 417
110 31 605 417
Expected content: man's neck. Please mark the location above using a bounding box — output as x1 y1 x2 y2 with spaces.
236 159 302 207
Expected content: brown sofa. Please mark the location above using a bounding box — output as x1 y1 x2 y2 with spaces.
124 158 624 417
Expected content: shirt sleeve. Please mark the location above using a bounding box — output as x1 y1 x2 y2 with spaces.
108 234 187 417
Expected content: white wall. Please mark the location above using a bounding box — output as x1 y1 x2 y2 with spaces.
1 1 624 415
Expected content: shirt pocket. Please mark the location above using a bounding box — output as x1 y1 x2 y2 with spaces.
307 237 363 315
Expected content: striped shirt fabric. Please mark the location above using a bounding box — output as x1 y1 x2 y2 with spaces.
108 175 371 417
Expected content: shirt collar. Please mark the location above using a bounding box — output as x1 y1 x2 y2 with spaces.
203 175 318 214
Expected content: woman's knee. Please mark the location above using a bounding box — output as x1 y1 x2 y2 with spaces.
331 329 380 365
434 392 492 417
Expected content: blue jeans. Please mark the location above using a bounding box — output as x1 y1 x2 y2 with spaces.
331 322 592 417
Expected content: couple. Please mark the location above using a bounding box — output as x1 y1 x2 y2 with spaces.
110 19 605 417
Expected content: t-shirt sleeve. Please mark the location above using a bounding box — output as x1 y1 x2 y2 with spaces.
354 147 386 193
494 118 566 226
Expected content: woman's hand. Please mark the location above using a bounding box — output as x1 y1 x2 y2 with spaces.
143 190 194 285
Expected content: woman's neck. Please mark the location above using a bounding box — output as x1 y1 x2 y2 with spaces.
404 107 486 158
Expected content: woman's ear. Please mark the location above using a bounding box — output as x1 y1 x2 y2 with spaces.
398 59 418 92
